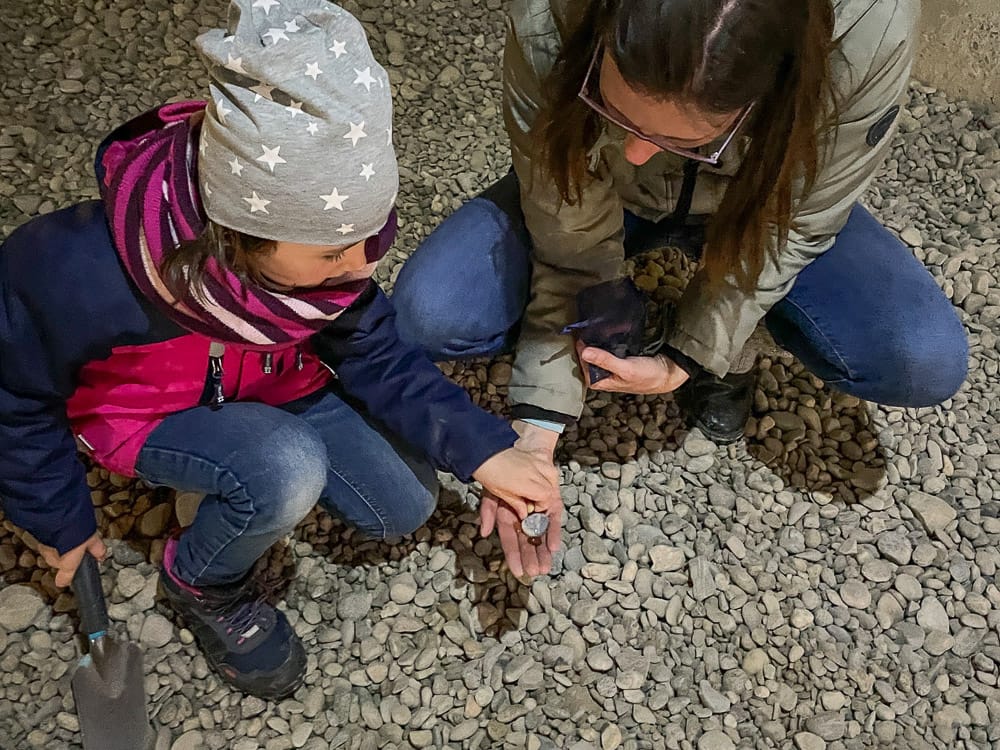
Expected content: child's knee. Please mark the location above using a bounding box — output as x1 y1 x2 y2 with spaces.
245 425 328 528
386 481 439 538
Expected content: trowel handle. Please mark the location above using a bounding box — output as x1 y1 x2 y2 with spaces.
72 552 109 639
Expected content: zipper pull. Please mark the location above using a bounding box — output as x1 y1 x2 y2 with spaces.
262 352 273 375
209 342 226 408
295 351 304 371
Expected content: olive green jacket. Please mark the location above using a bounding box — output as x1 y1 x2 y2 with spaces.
503 0 920 419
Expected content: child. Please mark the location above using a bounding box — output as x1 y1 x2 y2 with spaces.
0 0 558 700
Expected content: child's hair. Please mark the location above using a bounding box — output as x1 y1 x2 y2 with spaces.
160 223 275 303
532 0 838 293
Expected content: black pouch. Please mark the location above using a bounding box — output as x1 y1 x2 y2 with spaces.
561 278 647 384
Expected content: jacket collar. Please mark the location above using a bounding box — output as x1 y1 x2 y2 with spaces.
832 0 880 41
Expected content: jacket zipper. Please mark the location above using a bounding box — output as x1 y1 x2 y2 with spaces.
204 342 226 409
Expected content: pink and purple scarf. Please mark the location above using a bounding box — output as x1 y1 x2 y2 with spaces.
99 101 396 349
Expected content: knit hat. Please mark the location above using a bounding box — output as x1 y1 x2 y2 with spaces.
195 0 397 246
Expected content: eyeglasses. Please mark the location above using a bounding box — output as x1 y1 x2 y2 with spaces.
577 45 754 167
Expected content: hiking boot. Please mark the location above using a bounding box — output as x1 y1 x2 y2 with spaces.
675 368 757 445
159 536 306 700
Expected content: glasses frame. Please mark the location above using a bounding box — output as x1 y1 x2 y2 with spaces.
577 45 754 168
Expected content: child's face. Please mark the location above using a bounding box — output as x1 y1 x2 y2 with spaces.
254 239 369 289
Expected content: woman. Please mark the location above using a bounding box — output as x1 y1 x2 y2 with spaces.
393 0 967 577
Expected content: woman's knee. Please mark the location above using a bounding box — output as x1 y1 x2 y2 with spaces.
846 309 968 407
895 315 968 407
392 196 531 359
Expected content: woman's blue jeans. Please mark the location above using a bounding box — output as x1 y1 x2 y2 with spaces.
392 173 967 409
135 388 438 586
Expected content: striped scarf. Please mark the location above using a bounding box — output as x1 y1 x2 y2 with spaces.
99 102 395 349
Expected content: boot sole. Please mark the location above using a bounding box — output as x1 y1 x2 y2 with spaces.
687 415 747 446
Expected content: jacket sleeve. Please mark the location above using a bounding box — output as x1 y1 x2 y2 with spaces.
0 282 96 555
311 283 517 482
667 1 919 376
503 3 626 421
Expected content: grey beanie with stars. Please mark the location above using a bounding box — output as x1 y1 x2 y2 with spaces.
195 0 397 246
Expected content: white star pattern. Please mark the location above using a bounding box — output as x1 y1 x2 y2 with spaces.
329 40 347 58
252 0 280 15
262 27 289 45
286 100 303 118
250 83 274 102
304 62 322 80
256 144 287 173
306 122 319 135
284 19 300 33
359 163 375 181
244 192 271 213
353 67 376 92
225 55 247 75
343 121 367 147
229 157 244 176
320 187 349 211
215 98 232 124
203 181 213 198
337 224 355 235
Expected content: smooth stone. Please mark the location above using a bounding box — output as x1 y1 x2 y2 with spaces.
697 730 735 750
338 592 372 621
839 580 871 609
116 568 146 599
876 532 912 565
0 585 45 632
139 614 174 648
916 597 950 632
699 680 731 713
649 546 685 573
793 732 827 750
906 492 957 533
137 503 173 537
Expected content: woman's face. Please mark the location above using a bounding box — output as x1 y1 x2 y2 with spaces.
599 52 743 166
254 239 369 290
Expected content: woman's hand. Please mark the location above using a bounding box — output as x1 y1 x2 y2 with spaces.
480 490 562 579
472 440 561 520
576 340 690 394
38 533 107 588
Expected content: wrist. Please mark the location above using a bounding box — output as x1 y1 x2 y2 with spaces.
656 355 690 393
513 420 560 455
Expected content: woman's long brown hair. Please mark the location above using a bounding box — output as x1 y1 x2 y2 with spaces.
533 0 838 291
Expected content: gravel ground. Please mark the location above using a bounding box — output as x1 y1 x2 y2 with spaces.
2 1 1000 749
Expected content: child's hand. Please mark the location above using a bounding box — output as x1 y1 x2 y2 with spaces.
472 445 561 520
38 533 107 588
480 491 562 579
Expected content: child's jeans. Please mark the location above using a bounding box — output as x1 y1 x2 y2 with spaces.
135 387 438 586
392 173 968 408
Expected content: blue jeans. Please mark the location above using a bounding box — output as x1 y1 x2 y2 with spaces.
135 388 438 586
392 173 967 407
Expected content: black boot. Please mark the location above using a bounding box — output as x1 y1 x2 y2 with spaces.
674 368 757 445
160 536 306 700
